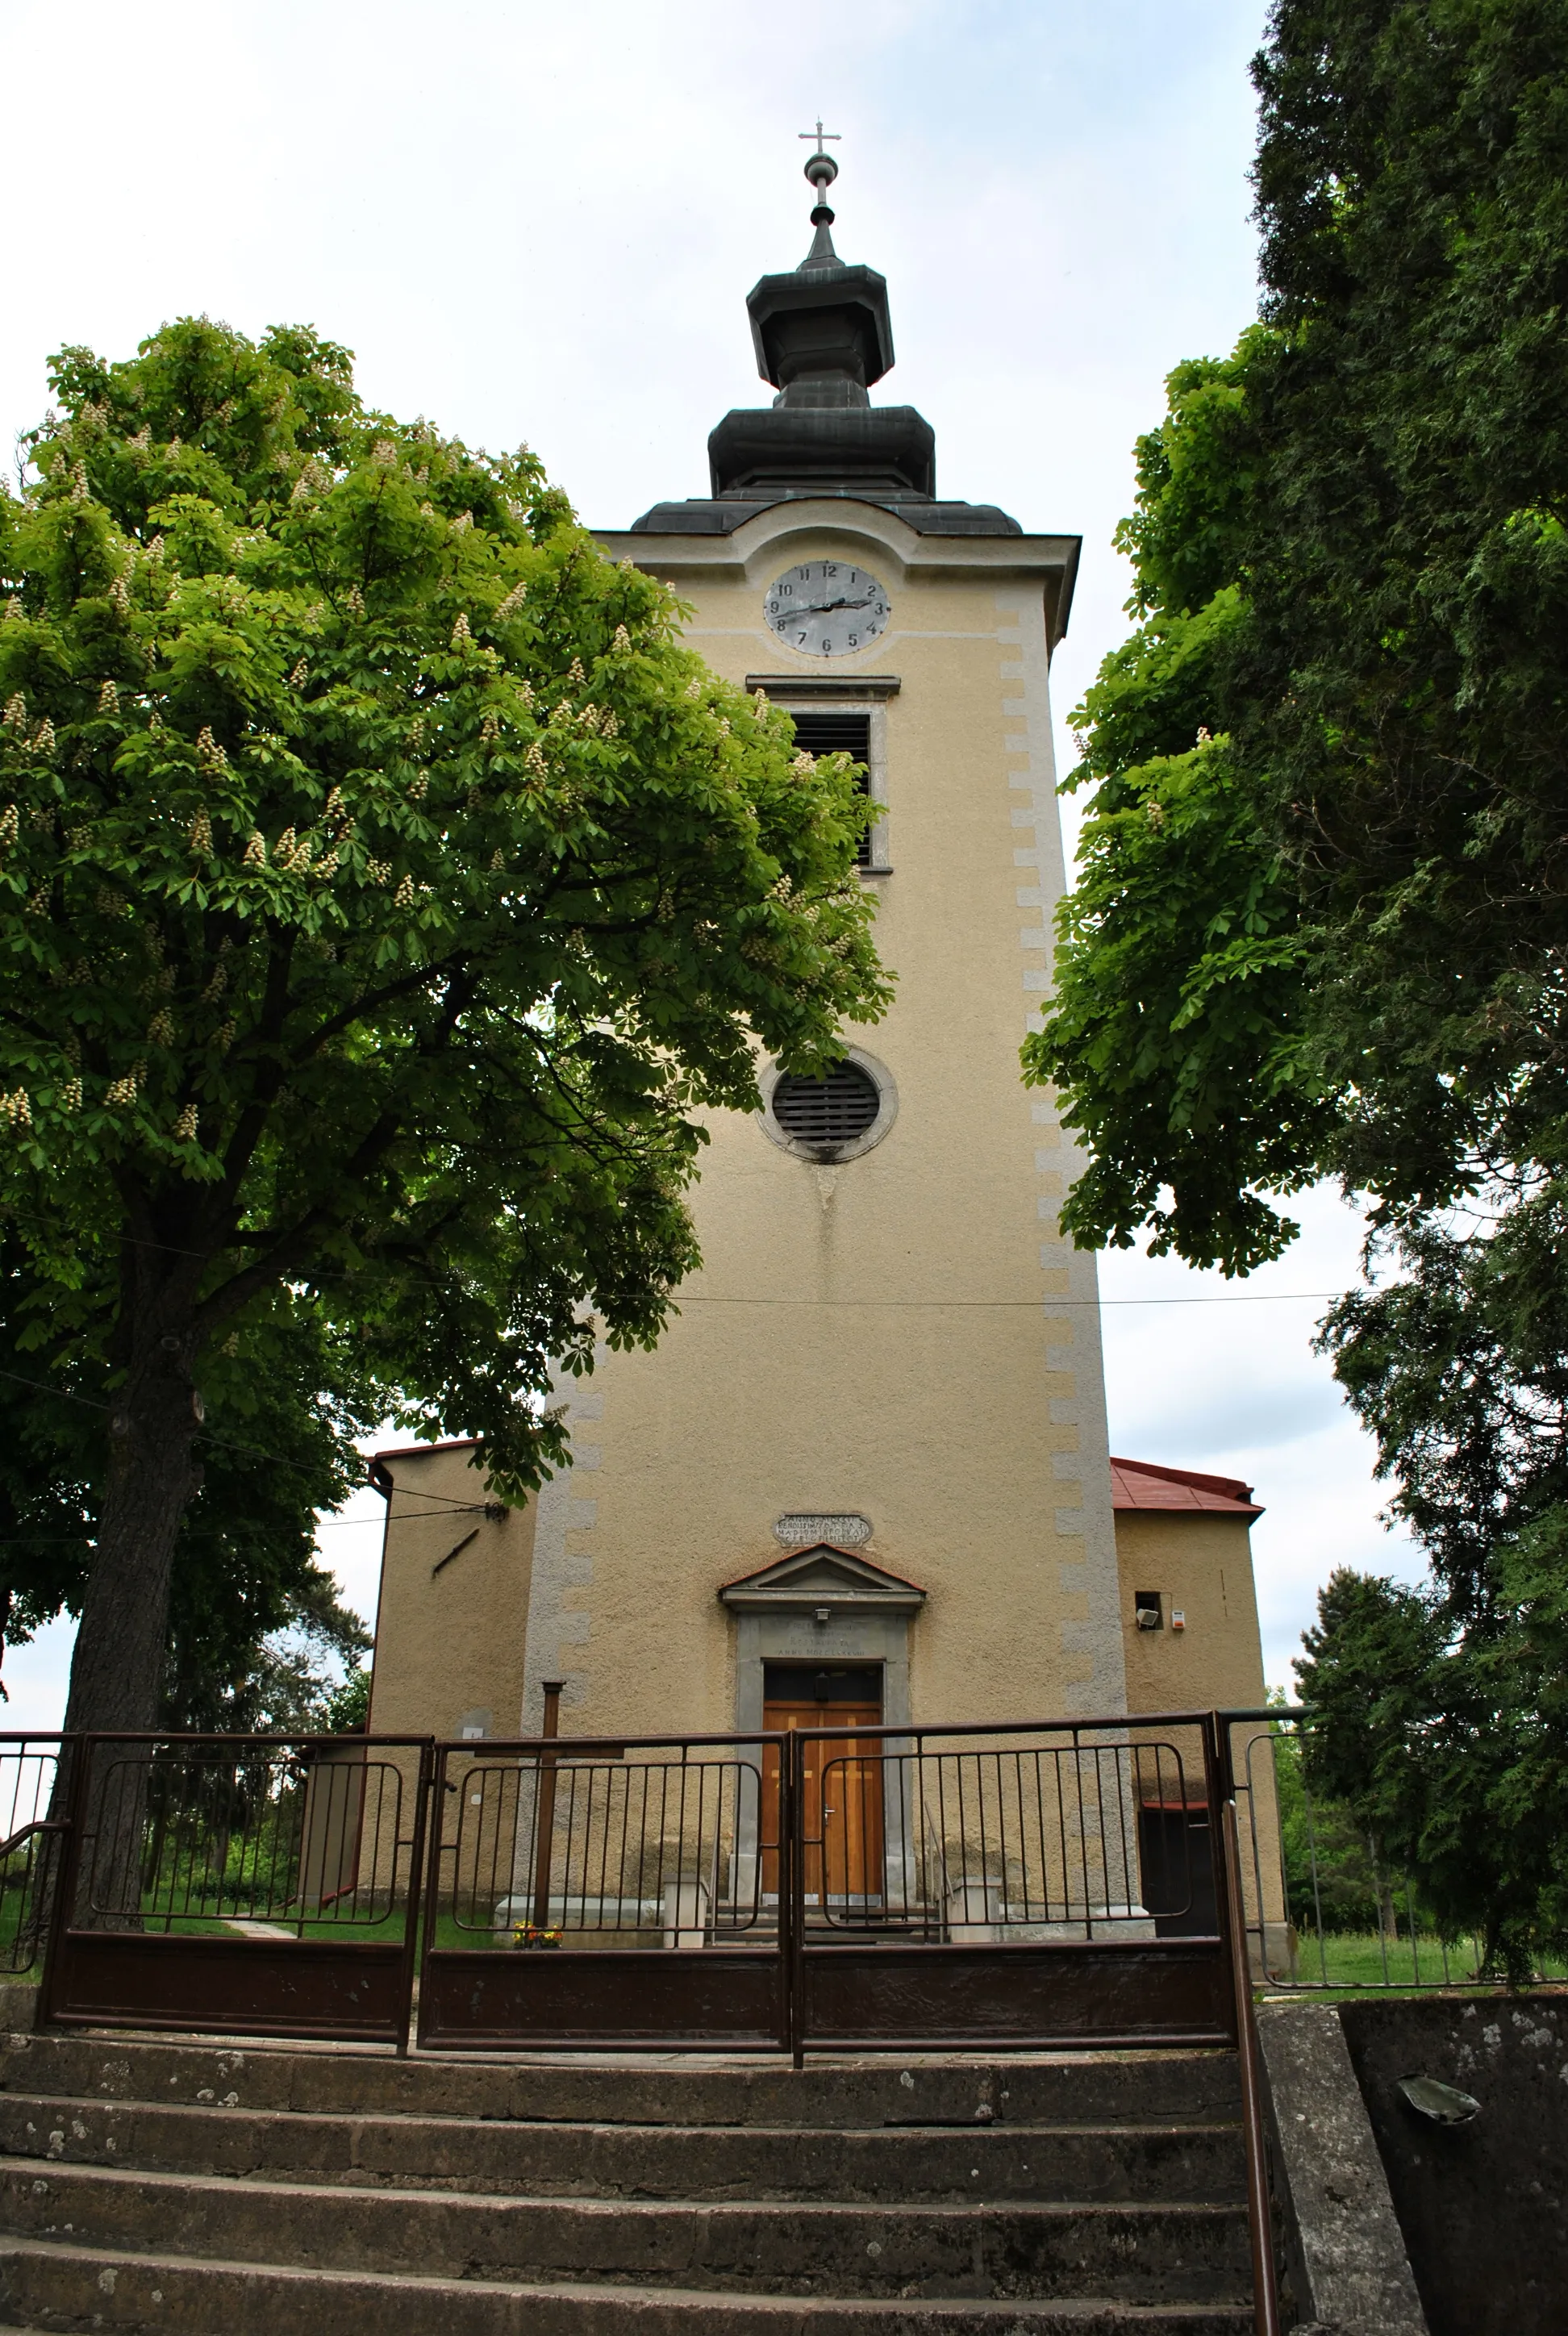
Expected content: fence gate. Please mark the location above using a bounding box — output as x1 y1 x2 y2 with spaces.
417 1732 791 2050
43 1733 432 2046
788 1717 1236 2053
415 1714 1240 2056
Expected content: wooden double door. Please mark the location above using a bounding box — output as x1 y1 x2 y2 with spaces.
761 1666 884 1911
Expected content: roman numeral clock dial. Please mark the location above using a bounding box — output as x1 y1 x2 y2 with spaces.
765 561 890 658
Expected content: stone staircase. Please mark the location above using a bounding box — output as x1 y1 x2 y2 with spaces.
0 2029 1257 2331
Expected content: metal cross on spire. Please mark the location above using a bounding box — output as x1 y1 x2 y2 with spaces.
798 118 841 236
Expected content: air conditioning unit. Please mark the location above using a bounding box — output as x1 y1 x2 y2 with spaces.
1135 1605 1161 1631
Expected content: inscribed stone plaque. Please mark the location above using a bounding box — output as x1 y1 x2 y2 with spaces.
773 1513 872 1548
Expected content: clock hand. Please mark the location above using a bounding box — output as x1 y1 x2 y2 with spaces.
782 594 880 618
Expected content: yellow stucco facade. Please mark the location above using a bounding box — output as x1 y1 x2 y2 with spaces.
366 506 1274 1754
492 499 1127 1746
1113 1517 1267 1719
368 1446 1277 1735
365 1441 538 1746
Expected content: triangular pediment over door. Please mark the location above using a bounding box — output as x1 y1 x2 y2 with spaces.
719 1545 926 1616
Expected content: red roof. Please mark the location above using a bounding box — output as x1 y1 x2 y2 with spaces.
369 1437 483 1492
373 1437 482 1463
1110 1457 1262 1518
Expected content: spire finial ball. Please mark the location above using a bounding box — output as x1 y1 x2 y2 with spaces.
798 119 842 198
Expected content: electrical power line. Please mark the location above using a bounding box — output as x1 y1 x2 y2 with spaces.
2 1214 1357 1305
0 1276 1360 1561
673 1290 1348 1308
0 1363 482 1519
0 1511 402 1550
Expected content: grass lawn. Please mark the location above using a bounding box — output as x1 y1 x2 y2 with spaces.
0 1887 607 1966
133 1907 517 1953
1269 1929 1568 1992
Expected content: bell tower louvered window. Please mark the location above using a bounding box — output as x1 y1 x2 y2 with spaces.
770 1061 881 1145
790 711 873 868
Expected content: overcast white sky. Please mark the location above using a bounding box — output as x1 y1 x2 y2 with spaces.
0 0 1422 1725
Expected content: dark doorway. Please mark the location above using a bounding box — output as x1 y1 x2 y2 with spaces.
762 1664 882 1709
1137 1801 1217 1936
761 1665 883 1906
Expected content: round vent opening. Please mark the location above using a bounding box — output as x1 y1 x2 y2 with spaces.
770 1062 881 1146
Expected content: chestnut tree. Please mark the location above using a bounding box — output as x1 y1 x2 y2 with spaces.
0 318 889 1735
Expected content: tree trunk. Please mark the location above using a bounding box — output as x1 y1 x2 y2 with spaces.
62 1317 203 1740
58 1308 205 1932
1366 1832 1399 1943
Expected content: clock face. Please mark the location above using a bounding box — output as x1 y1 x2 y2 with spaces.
764 561 890 659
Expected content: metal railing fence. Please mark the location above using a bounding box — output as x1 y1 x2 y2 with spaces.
0 1736 67 1975
41 1733 434 2053
434 1736 775 1943
796 1719 1215 1938
64 1733 415 1933
427 1721 1216 1948
1223 1706 1558 1992
17 1713 1528 1996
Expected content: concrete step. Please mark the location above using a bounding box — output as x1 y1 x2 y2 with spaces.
0 2160 1252 2302
0 2036 1241 2131
0 2093 1246 2204
0 2237 1258 2334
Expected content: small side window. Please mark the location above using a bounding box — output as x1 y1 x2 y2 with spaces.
1135 1591 1164 1632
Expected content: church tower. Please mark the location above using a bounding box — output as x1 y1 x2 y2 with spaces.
510 140 1129 1745
366 144 1145 1756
